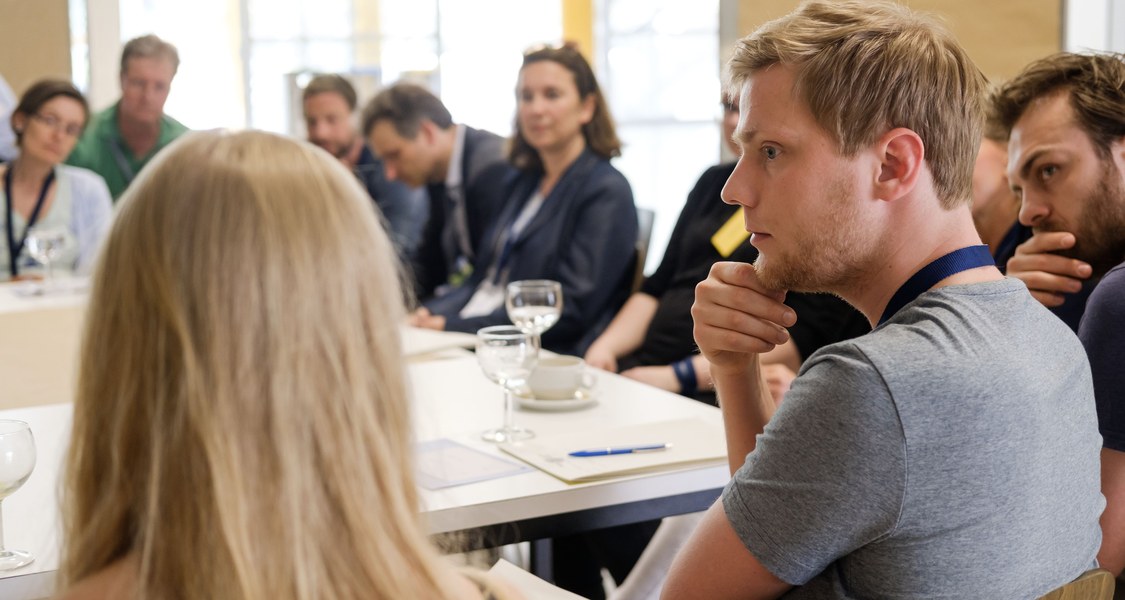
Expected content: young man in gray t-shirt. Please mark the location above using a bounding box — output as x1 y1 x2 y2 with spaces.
663 2 1104 599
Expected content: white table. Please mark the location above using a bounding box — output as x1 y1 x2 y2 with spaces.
0 303 729 598
0 403 70 600
413 356 727 547
0 279 87 316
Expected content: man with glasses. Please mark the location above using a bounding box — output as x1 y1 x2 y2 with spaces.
67 34 188 200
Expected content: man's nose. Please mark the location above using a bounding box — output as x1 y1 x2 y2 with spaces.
720 157 755 208
1017 191 1049 227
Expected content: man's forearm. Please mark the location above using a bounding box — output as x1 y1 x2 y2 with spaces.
712 355 776 474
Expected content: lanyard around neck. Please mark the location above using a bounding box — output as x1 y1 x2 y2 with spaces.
878 245 994 326
5 164 57 278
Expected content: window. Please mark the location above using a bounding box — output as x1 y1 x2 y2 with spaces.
103 0 558 135
1065 0 1125 52
118 0 246 129
597 0 721 273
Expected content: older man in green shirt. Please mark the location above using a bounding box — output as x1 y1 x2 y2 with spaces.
67 34 188 200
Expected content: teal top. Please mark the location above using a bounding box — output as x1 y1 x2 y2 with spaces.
65 102 188 200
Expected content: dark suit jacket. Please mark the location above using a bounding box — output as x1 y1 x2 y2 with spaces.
425 148 638 355
413 126 512 298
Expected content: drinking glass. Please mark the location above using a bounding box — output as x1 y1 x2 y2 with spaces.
24 224 73 291
476 325 539 443
506 280 563 341
0 420 36 570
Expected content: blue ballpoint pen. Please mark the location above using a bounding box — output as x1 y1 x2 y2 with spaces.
568 443 672 458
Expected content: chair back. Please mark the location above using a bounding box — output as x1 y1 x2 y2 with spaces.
1038 569 1115 600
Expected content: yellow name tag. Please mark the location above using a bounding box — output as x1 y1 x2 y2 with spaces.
711 208 751 258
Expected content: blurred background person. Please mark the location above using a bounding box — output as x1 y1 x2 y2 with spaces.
66 34 188 200
55 130 520 600
303 74 428 259
412 43 637 357
364 82 513 300
972 119 1027 269
0 73 16 161
2 79 112 281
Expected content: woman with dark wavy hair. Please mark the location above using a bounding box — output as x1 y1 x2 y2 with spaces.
412 43 638 357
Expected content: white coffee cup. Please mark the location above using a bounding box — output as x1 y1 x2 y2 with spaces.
527 355 594 400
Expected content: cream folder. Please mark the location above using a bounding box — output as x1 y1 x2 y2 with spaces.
499 418 726 484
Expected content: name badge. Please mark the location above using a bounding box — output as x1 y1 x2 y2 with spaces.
711 208 751 258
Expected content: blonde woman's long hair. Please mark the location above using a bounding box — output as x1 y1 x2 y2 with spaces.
60 130 453 598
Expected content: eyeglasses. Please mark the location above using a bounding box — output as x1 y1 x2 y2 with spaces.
32 113 84 138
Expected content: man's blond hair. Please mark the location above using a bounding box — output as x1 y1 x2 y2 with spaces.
728 0 986 208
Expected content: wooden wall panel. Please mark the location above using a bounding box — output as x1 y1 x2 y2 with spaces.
0 0 72 96
735 0 1061 83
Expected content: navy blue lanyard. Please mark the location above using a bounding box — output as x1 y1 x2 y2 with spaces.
491 220 522 284
4 164 57 278
878 245 994 326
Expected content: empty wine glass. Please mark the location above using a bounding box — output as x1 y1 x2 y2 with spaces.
24 224 73 291
506 280 563 341
476 325 539 443
0 420 36 570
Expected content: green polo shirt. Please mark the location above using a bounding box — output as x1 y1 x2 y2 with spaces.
65 102 189 200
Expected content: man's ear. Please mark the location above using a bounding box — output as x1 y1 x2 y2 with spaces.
1110 135 1125 179
419 119 438 144
10 112 26 134
873 127 924 202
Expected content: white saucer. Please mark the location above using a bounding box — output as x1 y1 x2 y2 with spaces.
514 387 598 412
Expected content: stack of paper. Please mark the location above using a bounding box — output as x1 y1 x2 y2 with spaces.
400 325 478 359
499 418 726 484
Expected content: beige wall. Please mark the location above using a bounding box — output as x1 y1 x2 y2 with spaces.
0 0 72 96
736 0 1061 83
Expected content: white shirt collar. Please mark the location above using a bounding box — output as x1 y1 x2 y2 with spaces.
445 123 467 191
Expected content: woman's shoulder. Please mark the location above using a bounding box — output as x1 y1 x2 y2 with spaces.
56 164 102 183
56 165 112 203
53 557 136 600
578 155 633 199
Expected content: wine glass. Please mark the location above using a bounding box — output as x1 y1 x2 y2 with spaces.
24 224 73 291
0 420 36 570
506 280 563 342
476 325 539 443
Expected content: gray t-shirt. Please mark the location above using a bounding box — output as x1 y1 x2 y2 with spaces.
723 278 1103 599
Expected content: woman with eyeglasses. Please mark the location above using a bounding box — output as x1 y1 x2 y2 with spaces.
1 79 112 281
411 43 638 356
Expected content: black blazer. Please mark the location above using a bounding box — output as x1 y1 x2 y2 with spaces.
412 126 513 299
426 148 638 355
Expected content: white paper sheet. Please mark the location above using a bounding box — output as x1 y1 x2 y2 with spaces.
400 325 479 359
